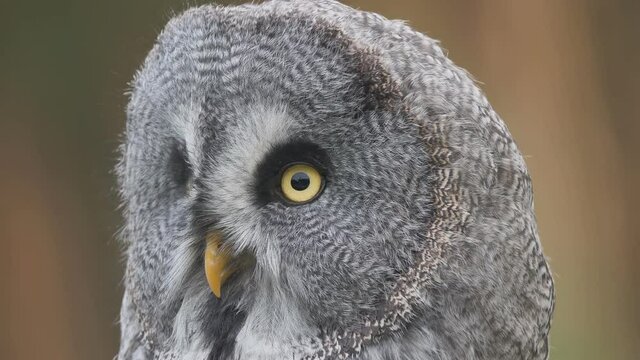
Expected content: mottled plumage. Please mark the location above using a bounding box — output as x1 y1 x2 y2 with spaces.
116 1 554 359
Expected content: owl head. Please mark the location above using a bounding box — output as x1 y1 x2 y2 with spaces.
116 1 554 359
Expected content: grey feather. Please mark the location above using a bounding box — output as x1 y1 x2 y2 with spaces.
116 1 554 359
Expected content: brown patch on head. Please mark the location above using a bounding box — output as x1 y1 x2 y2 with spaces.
351 46 403 111
307 17 403 112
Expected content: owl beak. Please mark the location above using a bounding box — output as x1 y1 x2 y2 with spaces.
204 231 234 298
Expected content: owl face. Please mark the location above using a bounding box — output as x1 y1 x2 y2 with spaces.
196 56 432 324
119 1 553 359
122 8 431 353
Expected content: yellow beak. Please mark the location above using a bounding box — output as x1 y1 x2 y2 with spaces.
204 231 234 298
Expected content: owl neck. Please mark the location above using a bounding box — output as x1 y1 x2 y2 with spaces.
231 277 317 358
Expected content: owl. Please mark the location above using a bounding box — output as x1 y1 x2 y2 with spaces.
116 1 554 359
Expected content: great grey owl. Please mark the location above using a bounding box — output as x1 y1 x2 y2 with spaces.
116 1 555 359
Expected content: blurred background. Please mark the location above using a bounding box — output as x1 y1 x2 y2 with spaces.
1 0 638 359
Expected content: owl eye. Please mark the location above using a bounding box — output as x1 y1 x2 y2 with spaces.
280 163 324 204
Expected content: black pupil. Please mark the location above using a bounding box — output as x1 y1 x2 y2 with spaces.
290 172 310 191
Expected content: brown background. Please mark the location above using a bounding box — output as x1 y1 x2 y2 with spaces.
1 1 638 359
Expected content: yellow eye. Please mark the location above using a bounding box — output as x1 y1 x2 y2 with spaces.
280 164 324 204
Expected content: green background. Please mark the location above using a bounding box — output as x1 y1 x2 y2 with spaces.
1 1 638 359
